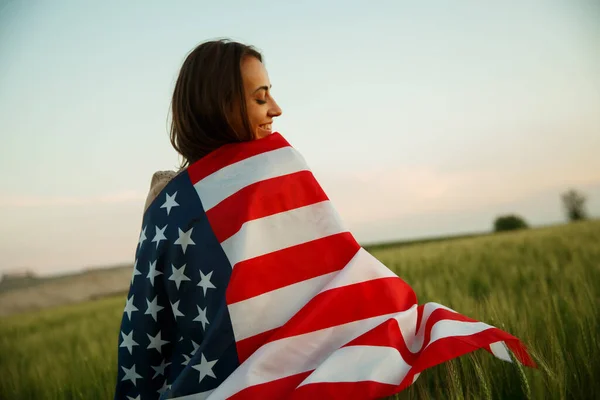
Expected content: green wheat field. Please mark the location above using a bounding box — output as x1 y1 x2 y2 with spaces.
1 220 598 399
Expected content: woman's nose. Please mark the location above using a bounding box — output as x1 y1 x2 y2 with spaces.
269 99 282 118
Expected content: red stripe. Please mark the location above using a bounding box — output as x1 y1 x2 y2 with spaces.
235 327 277 364
289 380 400 400
266 277 417 343
187 132 290 184
396 369 420 393
227 363 413 399
207 171 329 243
226 232 360 304
228 371 312 400
411 328 533 372
505 339 536 367
412 334 483 372
415 304 424 335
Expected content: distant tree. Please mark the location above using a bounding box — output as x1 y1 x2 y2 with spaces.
493 214 529 232
561 189 588 222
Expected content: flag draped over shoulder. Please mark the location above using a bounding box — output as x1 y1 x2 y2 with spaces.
115 132 535 400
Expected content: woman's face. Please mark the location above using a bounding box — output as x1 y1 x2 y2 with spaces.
239 56 283 139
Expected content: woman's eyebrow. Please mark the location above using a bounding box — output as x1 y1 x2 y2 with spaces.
252 84 272 94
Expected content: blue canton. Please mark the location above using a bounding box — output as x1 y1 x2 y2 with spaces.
114 171 238 400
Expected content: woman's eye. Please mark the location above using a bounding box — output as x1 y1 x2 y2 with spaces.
255 99 267 105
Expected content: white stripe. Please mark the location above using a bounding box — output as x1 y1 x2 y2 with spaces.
396 304 492 353
207 313 399 400
194 146 309 211
296 319 497 390
318 248 396 293
397 302 455 353
393 304 420 351
221 201 347 267
412 372 421 384
230 272 337 341
298 345 411 387
489 340 512 362
427 319 493 347
171 389 214 400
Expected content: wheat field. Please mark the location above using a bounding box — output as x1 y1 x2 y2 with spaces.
1 220 598 399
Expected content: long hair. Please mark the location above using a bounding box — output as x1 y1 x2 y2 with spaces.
170 39 262 168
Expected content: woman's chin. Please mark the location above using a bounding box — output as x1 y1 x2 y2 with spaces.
255 128 273 139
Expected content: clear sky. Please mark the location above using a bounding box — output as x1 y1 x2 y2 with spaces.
1 0 599 275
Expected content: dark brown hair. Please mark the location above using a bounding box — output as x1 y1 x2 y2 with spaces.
170 39 263 168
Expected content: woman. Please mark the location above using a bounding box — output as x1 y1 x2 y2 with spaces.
115 39 533 400
143 40 282 213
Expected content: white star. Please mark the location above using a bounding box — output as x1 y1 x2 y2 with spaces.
192 353 218 383
131 260 141 284
145 295 164 322
151 359 172 379
152 225 168 248
182 354 192 366
170 300 185 319
191 340 200 355
127 396 140 400
121 364 142 386
138 226 147 249
193 305 209 330
120 330 139 355
146 260 162 286
174 227 195 254
198 270 216 297
123 295 138 321
169 263 191 290
157 380 171 395
147 330 169 353
161 192 179 215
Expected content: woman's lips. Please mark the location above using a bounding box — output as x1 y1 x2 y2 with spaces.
258 124 272 133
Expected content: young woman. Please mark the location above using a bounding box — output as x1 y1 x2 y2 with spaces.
143 40 282 213
114 39 533 400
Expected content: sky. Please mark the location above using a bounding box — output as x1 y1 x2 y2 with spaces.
1 0 599 276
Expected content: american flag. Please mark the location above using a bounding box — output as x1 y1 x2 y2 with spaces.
114 132 534 400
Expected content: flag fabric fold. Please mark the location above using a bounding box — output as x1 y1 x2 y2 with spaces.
114 132 534 400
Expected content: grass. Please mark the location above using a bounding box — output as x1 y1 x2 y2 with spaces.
1 220 599 399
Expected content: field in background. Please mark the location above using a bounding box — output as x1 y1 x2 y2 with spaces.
0 265 131 317
0 231 489 317
0 220 598 399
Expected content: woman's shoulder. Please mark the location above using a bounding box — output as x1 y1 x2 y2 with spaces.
144 170 179 212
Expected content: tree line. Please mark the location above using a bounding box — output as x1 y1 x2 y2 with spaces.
493 189 590 232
